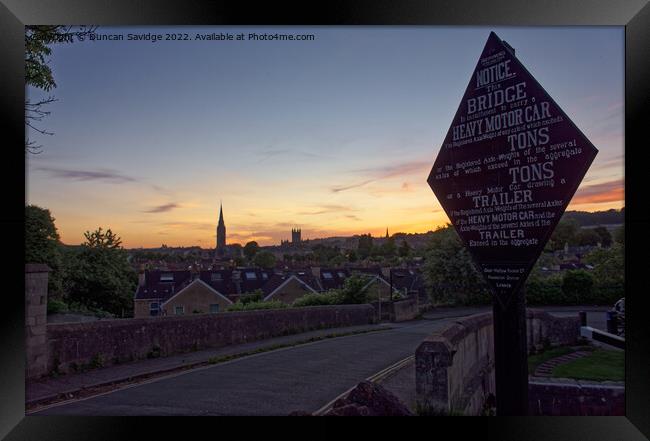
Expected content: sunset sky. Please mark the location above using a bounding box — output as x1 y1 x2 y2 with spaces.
26 26 624 248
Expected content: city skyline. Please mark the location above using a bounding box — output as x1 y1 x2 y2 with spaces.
26 26 624 247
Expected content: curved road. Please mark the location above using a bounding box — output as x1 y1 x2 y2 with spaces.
34 306 602 416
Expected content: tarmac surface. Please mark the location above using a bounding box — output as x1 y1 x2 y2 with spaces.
30 306 605 416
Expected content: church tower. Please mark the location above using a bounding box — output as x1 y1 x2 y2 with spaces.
291 227 301 244
216 202 226 256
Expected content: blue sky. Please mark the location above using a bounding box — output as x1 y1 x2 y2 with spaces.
26 26 624 247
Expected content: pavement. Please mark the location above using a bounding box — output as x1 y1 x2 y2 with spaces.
27 305 601 416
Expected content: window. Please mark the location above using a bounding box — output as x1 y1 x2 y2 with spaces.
245 271 257 280
160 273 174 282
262 273 268 280
209 304 220 313
322 272 333 279
150 302 160 316
211 272 222 281
174 306 184 315
337 272 346 278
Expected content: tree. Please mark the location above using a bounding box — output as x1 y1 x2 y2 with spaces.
243 241 260 260
421 224 489 305
593 226 613 247
346 249 358 263
25 25 96 153
380 236 397 257
25 205 60 264
398 240 411 258
312 244 340 264
229 243 243 257
583 244 624 286
582 244 624 304
240 289 264 304
338 274 370 304
329 255 346 266
357 234 373 260
65 227 137 316
614 226 624 245
25 205 64 296
253 250 276 269
548 218 580 250
562 270 594 304
575 228 601 246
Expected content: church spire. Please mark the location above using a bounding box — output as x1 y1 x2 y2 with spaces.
216 201 226 256
386 228 389 239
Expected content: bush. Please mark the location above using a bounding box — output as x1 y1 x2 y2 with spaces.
67 301 114 318
227 300 287 312
525 274 622 306
47 299 69 314
338 275 370 304
525 276 564 305
562 270 594 304
292 291 341 307
240 289 264 305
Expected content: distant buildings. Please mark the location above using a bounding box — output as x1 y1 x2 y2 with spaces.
132 265 429 318
134 267 319 317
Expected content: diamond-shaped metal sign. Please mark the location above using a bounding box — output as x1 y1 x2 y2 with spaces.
427 32 598 308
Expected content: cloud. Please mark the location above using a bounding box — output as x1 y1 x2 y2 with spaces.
143 203 181 213
37 167 138 184
255 148 329 163
571 179 624 205
331 179 375 193
593 154 624 170
297 204 354 215
330 160 430 193
36 166 171 195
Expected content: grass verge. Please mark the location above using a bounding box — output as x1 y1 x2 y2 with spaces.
528 346 579 374
552 349 624 382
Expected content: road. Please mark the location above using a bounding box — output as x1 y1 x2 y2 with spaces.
33 306 604 416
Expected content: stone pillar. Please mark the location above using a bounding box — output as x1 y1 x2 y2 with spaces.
415 337 454 413
25 264 50 379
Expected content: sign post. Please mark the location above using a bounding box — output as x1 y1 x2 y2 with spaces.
427 32 598 415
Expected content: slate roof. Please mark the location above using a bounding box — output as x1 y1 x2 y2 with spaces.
134 266 426 303
134 270 192 302
390 268 426 296
262 272 320 297
319 268 350 290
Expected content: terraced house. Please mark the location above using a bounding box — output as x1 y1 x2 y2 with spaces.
133 268 321 317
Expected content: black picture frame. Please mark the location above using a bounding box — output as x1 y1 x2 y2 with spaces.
2 1 648 439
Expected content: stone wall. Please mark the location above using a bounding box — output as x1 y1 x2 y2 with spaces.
526 308 581 352
370 297 420 322
45 304 376 376
415 309 581 415
416 312 494 415
392 297 419 322
529 379 624 415
25 264 50 379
